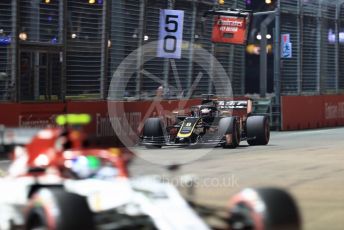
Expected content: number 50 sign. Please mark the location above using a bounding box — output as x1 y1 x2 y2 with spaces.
157 9 184 59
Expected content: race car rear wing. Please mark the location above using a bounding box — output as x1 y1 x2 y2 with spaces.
217 100 250 110
218 100 252 113
217 99 271 116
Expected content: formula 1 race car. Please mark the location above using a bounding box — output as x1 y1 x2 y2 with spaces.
140 97 270 149
0 114 299 230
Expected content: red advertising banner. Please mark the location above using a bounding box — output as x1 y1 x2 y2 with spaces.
211 15 249 45
3 96 344 136
0 99 202 145
281 95 344 130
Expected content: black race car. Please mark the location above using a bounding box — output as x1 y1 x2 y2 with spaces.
140 97 270 149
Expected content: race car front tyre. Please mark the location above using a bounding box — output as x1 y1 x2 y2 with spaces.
218 117 240 148
246 116 270 145
228 187 301 230
142 118 164 149
25 188 94 230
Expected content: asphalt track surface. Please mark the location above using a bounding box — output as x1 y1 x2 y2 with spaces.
129 127 344 230
0 127 343 230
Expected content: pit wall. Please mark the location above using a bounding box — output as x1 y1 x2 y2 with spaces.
281 95 344 131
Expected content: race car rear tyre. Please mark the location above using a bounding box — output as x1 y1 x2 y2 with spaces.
246 116 270 145
25 188 94 230
142 118 164 149
228 187 301 230
218 117 240 148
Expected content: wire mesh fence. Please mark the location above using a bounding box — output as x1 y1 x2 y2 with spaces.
66 0 104 98
280 0 344 95
19 0 62 44
108 0 246 101
0 0 14 101
0 0 246 102
2 0 344 102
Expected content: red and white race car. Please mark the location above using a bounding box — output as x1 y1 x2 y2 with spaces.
0 114 300 230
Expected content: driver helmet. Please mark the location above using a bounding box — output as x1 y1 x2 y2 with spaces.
70 155 101 179
200 108 211 118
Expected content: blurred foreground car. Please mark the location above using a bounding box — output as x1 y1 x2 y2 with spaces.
0 114 299 230
141 96 270 149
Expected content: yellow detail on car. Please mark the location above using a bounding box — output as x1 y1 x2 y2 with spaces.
177 118 200 138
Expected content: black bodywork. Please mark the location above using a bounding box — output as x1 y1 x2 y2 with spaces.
140 100 242 147
140 98 270 148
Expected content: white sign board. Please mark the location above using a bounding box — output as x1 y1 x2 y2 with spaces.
281 34 292 58
157 9 184 59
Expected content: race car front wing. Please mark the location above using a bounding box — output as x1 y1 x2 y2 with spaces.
140 134 227 147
